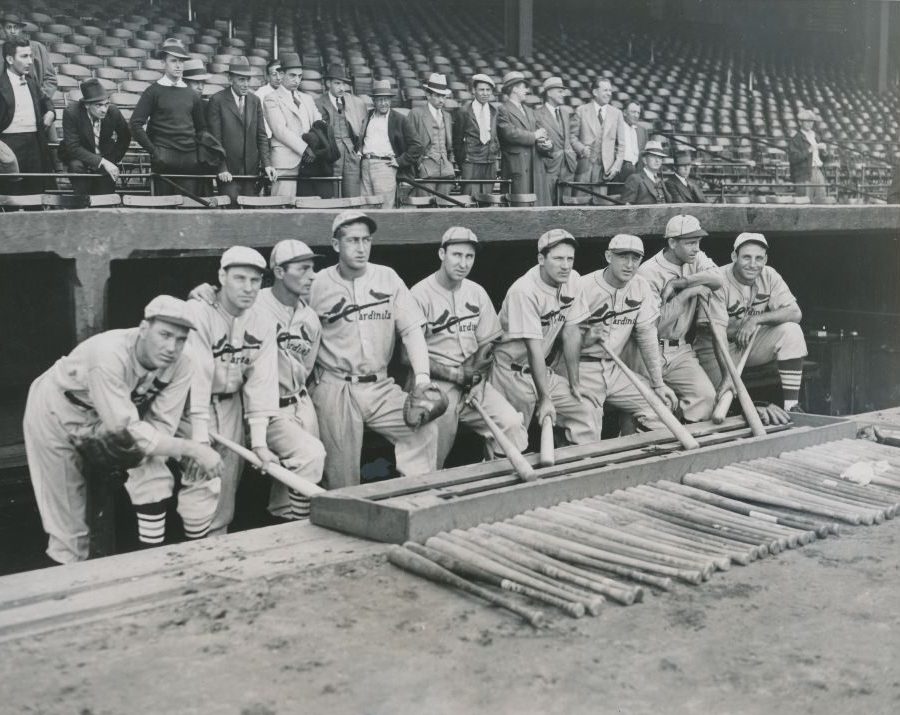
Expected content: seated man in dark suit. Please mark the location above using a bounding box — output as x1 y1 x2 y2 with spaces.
61 78 130 195
620 140 671 205
665 152 707 203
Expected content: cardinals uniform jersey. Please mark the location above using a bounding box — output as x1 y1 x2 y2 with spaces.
579 270 659 358
711 263 798 326
638 249 719 337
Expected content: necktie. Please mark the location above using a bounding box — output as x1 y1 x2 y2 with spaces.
93 120 101 148
237 96 244 115
336 96 344 114
19 77 26 86
477 102 490 144
598 106 604 127
555 106 562 128
293 92 302 109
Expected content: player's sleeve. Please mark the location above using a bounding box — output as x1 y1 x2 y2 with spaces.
696 251 718 272
242 321 279 447
634 277 660 326
474 286 502 346
765 268 798 311
701 268 730 327
302 311 322 378
564 275 590 326
501 286 544 340
637 262 664 313
185 303 216 441
390 268 427 337
409 281 434 338
141 353 193 441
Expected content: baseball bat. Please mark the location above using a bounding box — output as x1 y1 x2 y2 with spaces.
540 416 555 466
209 430 325 497
467 396 536 482
711 329 758 424
387 546 546 627
698 303 766 437
595 338 699 450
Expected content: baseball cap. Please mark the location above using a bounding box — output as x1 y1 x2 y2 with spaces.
441 226 479 247
537 228 578 253
269 239 322 269
608 234 644 256
332 210 377 238
220 246 267 271
144 295 196 330
664 214 708 240
733 232 768 251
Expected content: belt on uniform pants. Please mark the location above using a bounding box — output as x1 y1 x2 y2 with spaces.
211 393 234 402
64 391 92 409
362 154 395 161
344 374 378 383
509 363 532 375
580 355 613 363
279 388 308 407
659 339 686 348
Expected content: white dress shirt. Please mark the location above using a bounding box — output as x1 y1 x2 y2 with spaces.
623 123 639 163
5 69 37 133
801 129 823 168
362 112 394 157
473 99 491 144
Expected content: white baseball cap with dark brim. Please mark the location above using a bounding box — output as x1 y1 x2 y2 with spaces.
538 228 578 253
144 295 196 330
608 234 644 256
733 232 768 251
269 239 325 269
332 209 377 237
220 246 267 271
664 214 708 240
441 226 479 247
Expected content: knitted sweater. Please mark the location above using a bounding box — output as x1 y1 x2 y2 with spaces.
130 83 205 154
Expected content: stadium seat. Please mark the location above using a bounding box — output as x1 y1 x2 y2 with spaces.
123 195 185 208
236 196 294 209
0 195 45 211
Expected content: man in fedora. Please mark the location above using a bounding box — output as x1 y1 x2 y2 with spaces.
617 100 647 182
207 55 276 203
453 73 499 197
666 152 707 203
61 78 131 195
620 139 672 204
787 108 828 203
534 76 576 205
255 58 283 139
182 58 210 99
263 52 321 198
315 63 366 197
496 70 549 196
130 38 208 197
359 79 407 208
401 72 456 198
570 77 626 202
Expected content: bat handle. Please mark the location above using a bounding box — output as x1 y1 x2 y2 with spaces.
540 415 555 466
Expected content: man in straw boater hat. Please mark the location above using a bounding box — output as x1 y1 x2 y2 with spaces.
533 75 576 205
787 108 828 203
130 38 208 197
496 70 550 196
620 139 672 204
315 62 367 197
359 78 408 208
206 55 277 204
453 72 500 197
60 77 131 195
403 71 456 198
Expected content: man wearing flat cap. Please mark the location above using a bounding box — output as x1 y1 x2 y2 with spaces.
620 140 672 204
207 56 276 203
787 108 828 203
453 73 500 197
402 72 457 198
315 63 367 197
665 152 707 204
570 77 626 203
496 71 550 196
61 78 131 195
534 76 576 205
359 79 407 208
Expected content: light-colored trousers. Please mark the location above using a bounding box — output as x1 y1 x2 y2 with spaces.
267 392 326 517
360 158 397 208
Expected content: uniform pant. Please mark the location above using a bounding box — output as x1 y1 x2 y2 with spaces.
267 392 326 518
360 158 397 208
578 358 664 434
311 373 438 489
629 342 715 422
490 364 600 445
429 379 528 469
461 162 495 196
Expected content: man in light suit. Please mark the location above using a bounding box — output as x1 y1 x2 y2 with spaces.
496 71 549 196
570 77 625 203
453 73 499 196
263 53 321 198
533 76 576 206
315 63 367 198
617 101 648 182
207 56 276 204
402 72 456 198
61 78 130 195
620 140 671 205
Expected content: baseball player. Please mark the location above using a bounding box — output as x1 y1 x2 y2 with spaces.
410 227 528 468
695 232 808 411
22 296 224 564
577 234 678 433
309 210 439 488
635 214 722 422
490 229 600 444
180 246 280 535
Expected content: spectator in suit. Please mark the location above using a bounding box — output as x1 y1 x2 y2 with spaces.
787 108 828 203
183 59 209 99
402 72 456 198
206 56 276 204
533 76 575 206
255 58 282 139
263 53 322 198
620 140 671 204
496 71 549 196
665 152 707 203
570 77 625 202
315 63 366 197
0 37 55 194
618 101 647 181
61 78 130 195
453 73 499 196
359 79 407 208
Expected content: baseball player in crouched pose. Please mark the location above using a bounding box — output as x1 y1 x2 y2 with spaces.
411 227 528 468
695 232 808 412
23 296 224 565
491 229 600 444
309 210 443 488
577 234 678 433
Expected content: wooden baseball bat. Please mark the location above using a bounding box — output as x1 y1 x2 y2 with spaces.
467 396 536 482
595 338 699 450
540 416 555 466
711 329 758 423
209 430 325 497
387 546 546 627
698 303 766 437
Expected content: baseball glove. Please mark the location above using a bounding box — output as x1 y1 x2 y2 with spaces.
403 382 449 430
70 427 145 473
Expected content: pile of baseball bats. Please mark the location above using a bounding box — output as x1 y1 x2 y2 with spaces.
389 438 900 627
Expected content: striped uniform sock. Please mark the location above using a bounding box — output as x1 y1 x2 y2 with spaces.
181 511 214 540
289 490 311 520
134 501 167 546
777 357 803 403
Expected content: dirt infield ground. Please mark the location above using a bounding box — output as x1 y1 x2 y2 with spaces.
1 515 897 715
